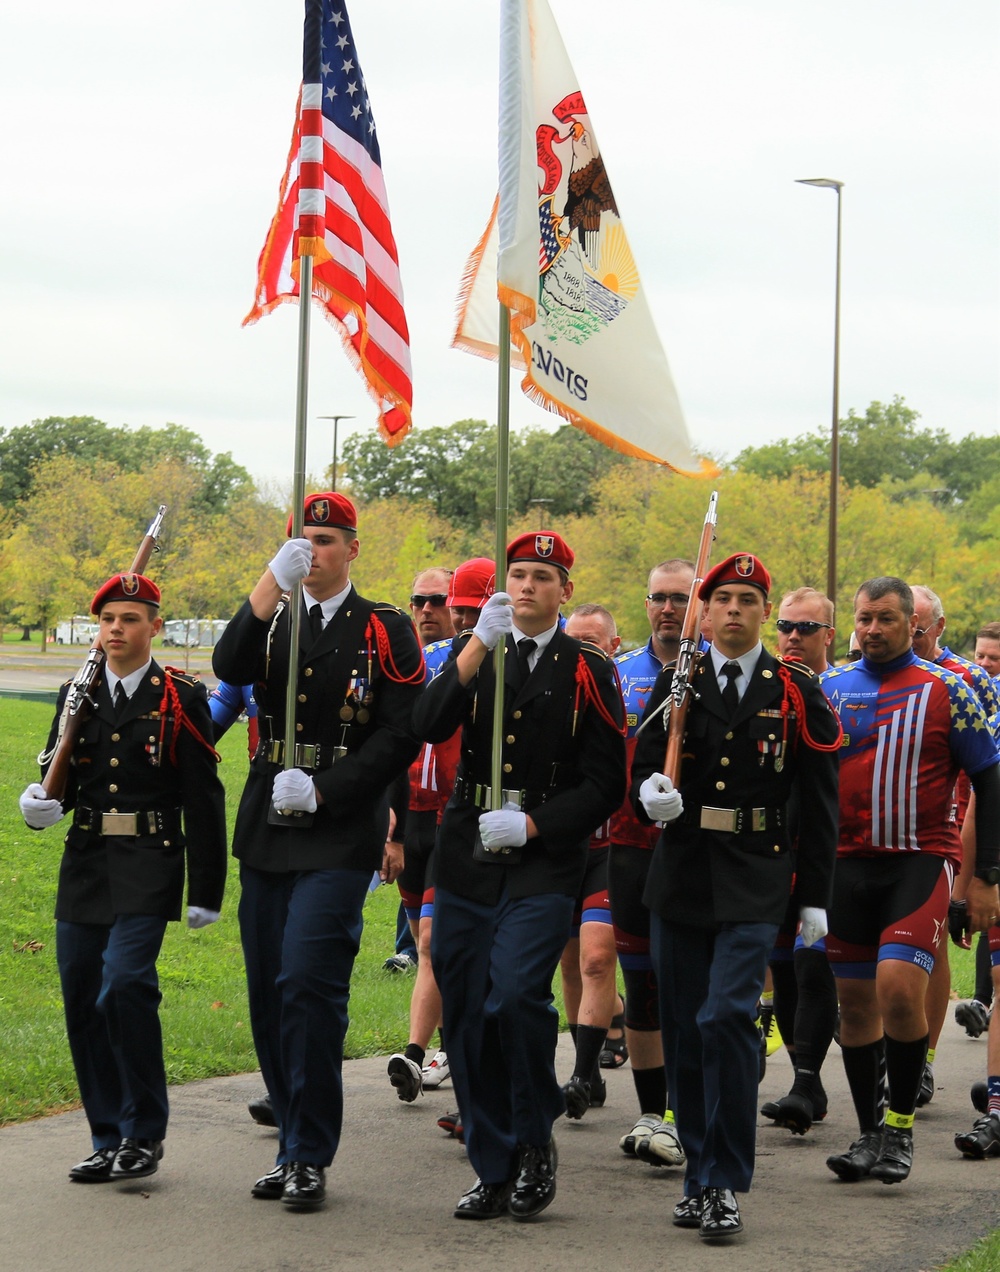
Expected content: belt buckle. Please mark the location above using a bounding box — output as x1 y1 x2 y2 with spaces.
295 743 319 769
700 806 737 833
501 788 525 811
101 812 138 835
265 739 284 764
751 808 766 832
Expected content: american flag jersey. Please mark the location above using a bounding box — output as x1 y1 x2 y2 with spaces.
821 650 1000 864
610 640 665 850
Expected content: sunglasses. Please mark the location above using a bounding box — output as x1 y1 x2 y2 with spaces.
776 619 832 636
410 593 449 609
646 592 689 608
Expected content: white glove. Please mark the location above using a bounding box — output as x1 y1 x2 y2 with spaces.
268 538 313 590
187 907 221 929
271 768 318 813
638 773 684 825
478 804 528 850
19 782 64 829
799 906 828 948
471 592 513 650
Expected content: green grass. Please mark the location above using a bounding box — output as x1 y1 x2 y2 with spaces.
937 1231 1000 1272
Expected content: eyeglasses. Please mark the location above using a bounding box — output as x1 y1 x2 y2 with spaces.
646 592 689 609
409 593 449 609
912 626 929 639
776 619 832 636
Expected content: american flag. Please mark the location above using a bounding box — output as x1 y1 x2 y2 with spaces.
244 0 412 444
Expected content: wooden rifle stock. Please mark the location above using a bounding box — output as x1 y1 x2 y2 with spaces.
40 505 168 801
663 491 719 784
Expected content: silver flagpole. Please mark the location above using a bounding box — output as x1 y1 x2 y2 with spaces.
490 300 512 805
283 252 314 767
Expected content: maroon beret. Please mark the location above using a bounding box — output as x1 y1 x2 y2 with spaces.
699 552 771 601
286 491 358 537
506 531 575 574
91 572 162 615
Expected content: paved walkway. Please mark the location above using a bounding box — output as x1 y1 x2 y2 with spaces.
2 1022 999 1272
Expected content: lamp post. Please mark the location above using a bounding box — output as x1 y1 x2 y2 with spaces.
317 415 355 489
796 177 843 609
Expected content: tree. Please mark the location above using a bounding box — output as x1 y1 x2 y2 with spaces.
734 397 972 494
340 419 628 533
0 416 253 515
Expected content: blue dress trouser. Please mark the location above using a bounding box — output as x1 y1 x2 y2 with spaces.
651 916 778 1195
432 885 574 1185
57 914 169 1148
239 863 369 1167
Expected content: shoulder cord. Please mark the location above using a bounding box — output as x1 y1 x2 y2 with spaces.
777 665 843 754
573 654 628 737
365 613 426 685
159 669 222 766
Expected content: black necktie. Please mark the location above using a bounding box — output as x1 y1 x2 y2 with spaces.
721 660 741 717
113 682 127 719
516 638 537 687
308 603 324 643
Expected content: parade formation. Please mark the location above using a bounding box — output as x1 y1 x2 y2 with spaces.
17 492 1000 1245
8 0 998 1261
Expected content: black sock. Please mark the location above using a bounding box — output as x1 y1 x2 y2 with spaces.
404 1043 425 1068
842 1039 886 1133
573 1024 607 1084
568 1022 578 1047
884 1033 930 1119
770 958 798 1049
792 946 839 1074
631 1063 667 1118
975 932 994 1007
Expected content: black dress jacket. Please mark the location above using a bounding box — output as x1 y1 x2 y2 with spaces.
43 662 227 924
415 628 627 906
632 649 840 929
213 590 423 874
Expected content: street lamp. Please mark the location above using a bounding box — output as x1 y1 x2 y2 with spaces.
317 415 355 489
796 177 843 610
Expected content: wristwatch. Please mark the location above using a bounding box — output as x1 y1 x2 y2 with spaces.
974 865 1000 886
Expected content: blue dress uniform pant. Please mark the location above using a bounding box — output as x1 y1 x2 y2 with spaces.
239 862 369 1167
56 914 169 1148
432 885 575 1185
651 916 778 1194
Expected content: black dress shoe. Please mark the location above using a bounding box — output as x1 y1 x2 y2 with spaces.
699 1186 743 1239
251 1164 287 1199
248 1094 278 1127
509 1140 558 1221
672 1192 703 1228
69 1147 118 1183
111 1139 164 1180
453 1179 511 1220
281 1162 326 1209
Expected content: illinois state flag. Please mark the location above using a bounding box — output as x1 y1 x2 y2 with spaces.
454 0 702 473
244 0 412 444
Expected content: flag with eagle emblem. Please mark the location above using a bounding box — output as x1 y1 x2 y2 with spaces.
453 0 705 474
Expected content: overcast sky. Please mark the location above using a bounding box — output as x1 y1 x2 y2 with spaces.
1 0 996 487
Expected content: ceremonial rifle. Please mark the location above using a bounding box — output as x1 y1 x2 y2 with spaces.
662 491 719 784
38 505 168 801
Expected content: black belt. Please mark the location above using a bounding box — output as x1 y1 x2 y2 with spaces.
681 805 784 834
255 739 345 770
74 806 179 837
453 776 552 812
